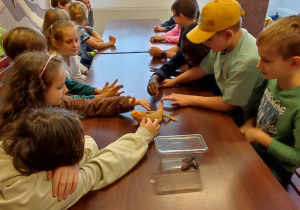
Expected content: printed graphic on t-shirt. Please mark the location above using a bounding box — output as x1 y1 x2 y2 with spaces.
256 87 286 136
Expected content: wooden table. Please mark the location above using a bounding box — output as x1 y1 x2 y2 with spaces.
69 53 297 210
98 19 176 54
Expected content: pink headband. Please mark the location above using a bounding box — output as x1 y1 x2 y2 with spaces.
40 57 52 77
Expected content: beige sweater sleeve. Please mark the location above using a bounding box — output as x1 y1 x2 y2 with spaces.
0 128 153 210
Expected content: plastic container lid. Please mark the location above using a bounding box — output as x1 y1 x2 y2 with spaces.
154 134 208 154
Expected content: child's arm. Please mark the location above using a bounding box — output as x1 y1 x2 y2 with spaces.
148 46 179 59
244 128 272 147
155 17 176 32
84 26 103 42
245 125 300 167
94 79 125 98
147 74 161 96
85 30 116 50
128 97 151 111
150 35 179 43
147 49 188 96
159 65 207 88
162 94 236 111
60 95 140 117
240 117 256 134
65 78 122 98
46 164 79 201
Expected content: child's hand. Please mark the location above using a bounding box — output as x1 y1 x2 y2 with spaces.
239 117 256 134
150 35 166 42
159 78 177 88
47 164 79 201
147 77 160 96
109 35 116 44
84 26 92 33
162 93 192 106
140 114 160 138
148 47 163 57
96 79 124 98
129 97 151 111
83 70 89 76
245 128 272 147
154 25 165 32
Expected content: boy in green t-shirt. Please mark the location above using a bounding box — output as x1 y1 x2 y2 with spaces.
162 0 266 126
240 15 300 189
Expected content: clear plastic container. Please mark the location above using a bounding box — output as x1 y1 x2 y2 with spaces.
154 134 208 171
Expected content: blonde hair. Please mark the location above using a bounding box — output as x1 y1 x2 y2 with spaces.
44 20 77 53
68 1 88 25
2 27 46 60
42 8 70 33
257 15 300 60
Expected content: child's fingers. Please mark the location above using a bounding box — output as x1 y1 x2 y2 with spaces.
57 173 68 201
146 117 152 124
116 91 125 96
109 79 118 88
52 171 62 198
140 100 150 111
63 173 73 199
140 113 146 126
152 118 160 127
102 82 109 90
70 171 79 194
46 170 53 180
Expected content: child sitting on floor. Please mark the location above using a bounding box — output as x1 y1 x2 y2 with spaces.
240 15 300 189
0 106 160 209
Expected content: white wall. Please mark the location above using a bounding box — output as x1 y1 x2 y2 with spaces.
267 0 300 16
90 0 210 10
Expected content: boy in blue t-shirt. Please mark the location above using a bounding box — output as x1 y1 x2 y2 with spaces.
240 15 300 189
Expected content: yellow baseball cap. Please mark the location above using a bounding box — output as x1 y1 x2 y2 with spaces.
187 0 245 44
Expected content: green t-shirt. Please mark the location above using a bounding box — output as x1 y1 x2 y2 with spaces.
254 79 300 172
200 29 266 120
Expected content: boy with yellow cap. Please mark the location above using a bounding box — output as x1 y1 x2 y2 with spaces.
162 0 266 126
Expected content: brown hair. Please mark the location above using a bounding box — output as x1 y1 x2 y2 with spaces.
68 1 88 25
51 0 72 8
0 52 63 133
181 22 210 66
171 0 199 20
44 20 77 53
2 107 84 174
42 8 70 34
2 27 47 60
257 15 300 60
